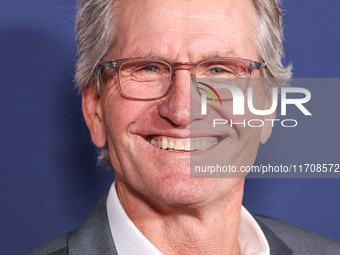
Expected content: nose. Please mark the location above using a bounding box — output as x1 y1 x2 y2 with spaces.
157 70 203 126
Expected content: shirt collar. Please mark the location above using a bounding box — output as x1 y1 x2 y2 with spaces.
238 206 270 255
106 182 269 255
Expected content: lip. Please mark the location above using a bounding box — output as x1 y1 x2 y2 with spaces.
138 130 191 140
131 124 232 153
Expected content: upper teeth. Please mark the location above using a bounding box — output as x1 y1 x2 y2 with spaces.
149 137 218 151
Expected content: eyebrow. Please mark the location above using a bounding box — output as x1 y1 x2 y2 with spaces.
203 49 238 59
127 49 239 61
132 52 164 58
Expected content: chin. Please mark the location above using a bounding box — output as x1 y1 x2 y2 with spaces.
148 175 240 206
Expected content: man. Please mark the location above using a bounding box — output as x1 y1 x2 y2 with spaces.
28 0 340 254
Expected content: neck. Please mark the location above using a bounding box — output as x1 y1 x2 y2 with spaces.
116 180 244 255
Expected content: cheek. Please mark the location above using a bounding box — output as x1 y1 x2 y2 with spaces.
223 84 266 151
102 85 157 152
104 101 128 136
102 94 151 177
102 82 139 136
104 100 143 145
236 87 267 138
236 85 268 157
241 80 268 121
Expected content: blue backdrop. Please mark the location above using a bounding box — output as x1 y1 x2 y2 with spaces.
0 1 339 254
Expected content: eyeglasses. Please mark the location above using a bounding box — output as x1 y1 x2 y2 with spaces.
99 57 266 100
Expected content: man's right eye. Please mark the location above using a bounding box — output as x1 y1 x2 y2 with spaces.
141 65 159 72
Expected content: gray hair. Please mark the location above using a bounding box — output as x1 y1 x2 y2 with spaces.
252 0 292 89
75 0 116 91
75 0 292 168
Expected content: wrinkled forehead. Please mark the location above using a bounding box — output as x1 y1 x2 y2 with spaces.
114 0 257 25
111 0 258 60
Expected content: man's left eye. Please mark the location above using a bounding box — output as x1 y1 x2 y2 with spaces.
210 67 228 74
143 66 159 72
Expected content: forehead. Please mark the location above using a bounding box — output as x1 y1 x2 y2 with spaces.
112 0 258 60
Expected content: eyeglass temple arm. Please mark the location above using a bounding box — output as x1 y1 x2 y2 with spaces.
250 61 266 69
99 61 117 69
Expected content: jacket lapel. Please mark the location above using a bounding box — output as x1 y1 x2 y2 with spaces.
67 192 118 255
254 216 293 255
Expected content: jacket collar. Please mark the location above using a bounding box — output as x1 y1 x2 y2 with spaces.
254 216 293 255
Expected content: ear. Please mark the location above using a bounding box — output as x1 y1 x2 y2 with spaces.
82 85 107 148
260 91 276 144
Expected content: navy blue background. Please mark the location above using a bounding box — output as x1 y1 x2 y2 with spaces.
0 1 339 254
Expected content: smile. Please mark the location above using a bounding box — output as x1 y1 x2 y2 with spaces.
146 136 220 152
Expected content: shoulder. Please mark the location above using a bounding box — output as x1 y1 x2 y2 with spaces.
26 233 69 255
254 215 340 255
26 191 117 255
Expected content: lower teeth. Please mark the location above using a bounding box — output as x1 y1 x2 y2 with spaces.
167 148 185 152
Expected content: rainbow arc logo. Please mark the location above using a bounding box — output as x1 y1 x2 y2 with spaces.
197 82 222 106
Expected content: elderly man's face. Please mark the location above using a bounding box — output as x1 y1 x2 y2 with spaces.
86 0 272 205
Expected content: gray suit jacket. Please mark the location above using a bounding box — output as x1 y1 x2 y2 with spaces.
27 192 340 255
